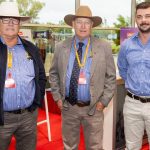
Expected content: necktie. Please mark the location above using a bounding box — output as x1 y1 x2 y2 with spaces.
68 42 84 105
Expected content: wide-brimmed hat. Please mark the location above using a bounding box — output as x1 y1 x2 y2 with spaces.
0 1 31 23
64 6 102 27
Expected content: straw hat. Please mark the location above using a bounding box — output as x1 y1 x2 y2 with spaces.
0 1 31 23
64 6 102 27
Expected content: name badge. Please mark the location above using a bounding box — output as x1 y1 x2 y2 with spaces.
78 71 87 85
5 72 16 88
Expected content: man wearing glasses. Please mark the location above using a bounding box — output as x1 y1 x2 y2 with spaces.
1 17 20 25
0 2 46 150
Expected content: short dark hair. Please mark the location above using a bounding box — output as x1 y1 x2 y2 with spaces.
136 2 150 12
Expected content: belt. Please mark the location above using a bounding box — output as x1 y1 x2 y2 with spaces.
65 97 90 107
76 101 90 107
127 91 150 103
5 108 29 114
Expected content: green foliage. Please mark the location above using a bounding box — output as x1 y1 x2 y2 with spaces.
113 15 130 50
112 43 120 54
17 0 45 23
0 0 5 3
92 29 112 39
58 20 72 33
113 15 130 28
0 0 45 23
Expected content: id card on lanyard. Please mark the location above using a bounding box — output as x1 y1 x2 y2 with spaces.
5 50 16 88
78 71 87 84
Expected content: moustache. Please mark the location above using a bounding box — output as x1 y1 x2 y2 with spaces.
140 23 150 26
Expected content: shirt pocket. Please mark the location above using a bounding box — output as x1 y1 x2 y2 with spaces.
23 59 35 77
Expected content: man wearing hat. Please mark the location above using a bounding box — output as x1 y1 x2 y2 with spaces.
0 1 46 150
49 5 116 149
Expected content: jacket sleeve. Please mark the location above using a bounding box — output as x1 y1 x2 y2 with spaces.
36 48 47 100
100 43 116 107
49 43 62 102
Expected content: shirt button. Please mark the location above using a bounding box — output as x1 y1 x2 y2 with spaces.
141 70 143 72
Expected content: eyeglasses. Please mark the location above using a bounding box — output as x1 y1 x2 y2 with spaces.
1 17 20 25
75 19 92 26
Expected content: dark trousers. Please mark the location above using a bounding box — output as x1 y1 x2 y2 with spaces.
0 109 38 150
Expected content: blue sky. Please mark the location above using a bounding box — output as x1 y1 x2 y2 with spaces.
38 0 138 26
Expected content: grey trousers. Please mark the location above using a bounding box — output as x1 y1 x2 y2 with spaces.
0 109 38 150
61 104 104 150
123 95 150 150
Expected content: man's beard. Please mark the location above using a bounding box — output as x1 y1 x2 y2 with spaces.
138 23 150 33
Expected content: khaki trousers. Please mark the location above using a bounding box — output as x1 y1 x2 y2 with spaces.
124 95 150 150
61 103 104 150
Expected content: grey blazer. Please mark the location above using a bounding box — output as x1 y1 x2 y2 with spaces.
49 36 116 115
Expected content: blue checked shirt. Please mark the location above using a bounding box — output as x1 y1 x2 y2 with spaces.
65 36 92 102
1 37 36 111
118 32 150 96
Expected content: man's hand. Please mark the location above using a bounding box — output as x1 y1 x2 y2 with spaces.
56 100 63 110
96 101 105 111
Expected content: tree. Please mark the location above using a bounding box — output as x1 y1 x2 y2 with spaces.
0 0 45 23
113 15 130 45
111 15 130 53
0 0 5 3
113 15 130 28
17 0 45 23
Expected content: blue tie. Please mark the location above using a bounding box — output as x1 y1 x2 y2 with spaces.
68 42 84 105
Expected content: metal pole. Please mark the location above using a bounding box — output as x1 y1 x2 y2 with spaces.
75 0 80 12
131 0 136 27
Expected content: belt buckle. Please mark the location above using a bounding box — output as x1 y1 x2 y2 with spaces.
128 91 134 99
131 93 135 99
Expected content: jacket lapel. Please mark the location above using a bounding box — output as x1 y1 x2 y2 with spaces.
90 37 99 78
59 36 100 80
61 38 72 75
0 43 7 89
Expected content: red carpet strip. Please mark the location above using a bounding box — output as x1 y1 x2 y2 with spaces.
8 109 149 150
8 109 85 150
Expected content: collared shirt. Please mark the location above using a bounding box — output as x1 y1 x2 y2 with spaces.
65 36 92 102
118 32 150 96
1 37 36 111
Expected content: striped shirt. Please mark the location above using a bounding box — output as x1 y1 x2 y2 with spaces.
1 37 36 111
65 36 92 101
118 32 150 96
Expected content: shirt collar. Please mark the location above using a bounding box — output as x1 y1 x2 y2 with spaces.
129 32 139 40
74 36 89 46
0 36 22 45
132 31 150 43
